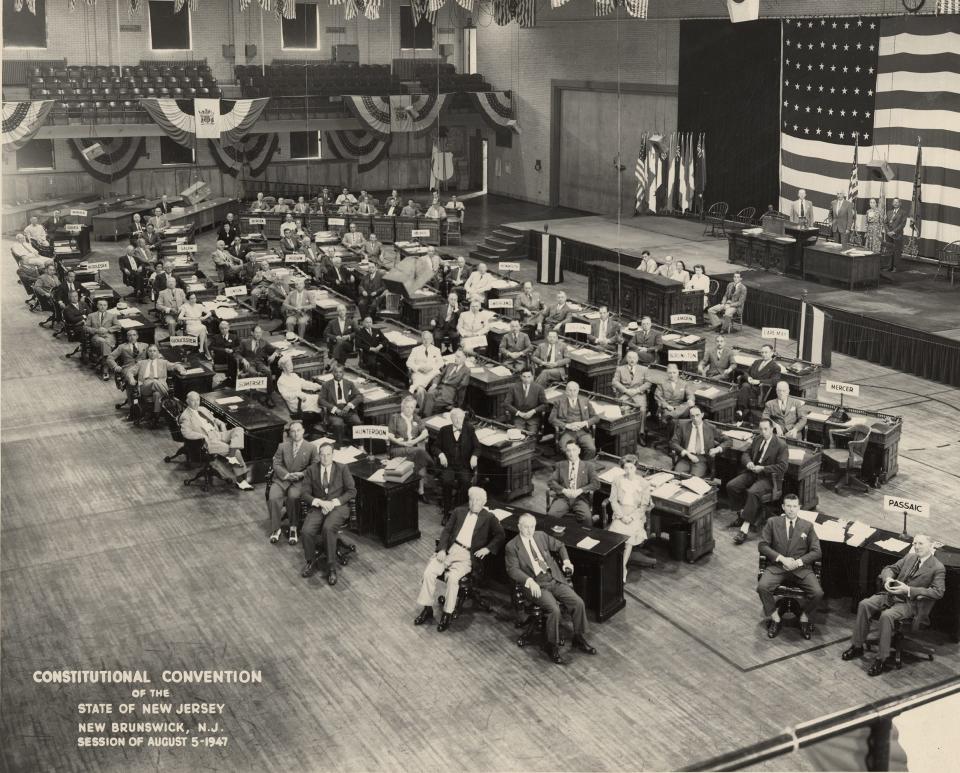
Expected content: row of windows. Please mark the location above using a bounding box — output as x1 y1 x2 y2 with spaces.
14 131 324 170
3 0 433 50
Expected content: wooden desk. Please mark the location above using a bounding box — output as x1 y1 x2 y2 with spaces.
563 339 618 396
91 197 163 241
79 279 121 309
350 457 421 547
644 365 739 424
801 401 902 484
52 226 91 257
266 334 327 380
167 198 238 233
400 289 447 330
731 348 822 399
463 354 516 420
727 230 798 274
592 452 718 563
544 385 644 457
158 342 215 398
375 321 422 386
803 242 881 290
585 260 704 325
310 288 358 340
489 504 627 622
114 308 156 344
200 388 288 480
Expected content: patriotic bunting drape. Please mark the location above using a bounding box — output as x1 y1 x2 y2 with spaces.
469 91 519 133
344 94 450 137
208 134 280 177
13 0 39 13
139 98 270 149
490 0 535 27
68 137 147 183
323 130 392 173
344 96 393 138
593 0 647 17
1 101 54 150
635 131 705 215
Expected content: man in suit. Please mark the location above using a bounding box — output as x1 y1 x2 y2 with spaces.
500 319 533 373
106 329 149 412
384 189 401 214
456 298 493 350
299 443 356 585
268 420 319 544
158 194 174 215
626 316 662 365
356 262 385 321
789 189 813 225
323 256 354 299
655 363 696 427
504 368 549 434
728 418 789 544
281 277 313 339
400 200 420 217
884 198 908 272
341 222 366 251
757 494 823 639
406 330 444 408
335 187 358 206
423 349 471 416
532 330 569 386
589 306 621 350
841 534 945 676
828 190 856 247
217 212 238 244
129 213 146 244
435 408 479 521
85 298 121 380
157 276 187 337
319 364 365 444
147 206 169 231
612 349 652 449
179 391 250 483
212 240 244 284
119 245 147 301
355 316 387 376
236 325 280 406
413 486 505 632
505 513 597 664
736 344 783 417
542 291 573 334
250 192 268 212
699 334 736 380
444 255 469 295
551 380 599 459
323 304 355 365
707 272 747 333
547 439 600 525
208 320 240 376
516 281 545 332
432 292 462 353
671 407 727 478
762 380 809 439
293 196 312 214
135 344 186 427
463 262 495 300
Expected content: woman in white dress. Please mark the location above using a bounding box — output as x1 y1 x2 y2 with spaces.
685 263 711 308
177 292 212 359
607 454 656 580
668 259 691 285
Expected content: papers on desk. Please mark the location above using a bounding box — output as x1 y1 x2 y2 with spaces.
469 367 485 374
589 401 623 420
81 281 100 290
462 335 488 351
797 509 818 523
366 468 386 483
117 318 143 329
362 387 392 402
425 414 452 430
284 348 308 358
598 466 625 483
846 521 876 547
652 481 682 499
680 476 711 496
661 333 682 342
314 298 340 309
545 387 565 401
215 396 244 405
571 348 608 362
491 279 516 290
774 236 797 243
332 446 364 465
383 330 418 346
672 489 700 504
679 335 701 345
733 352 755 366
695 386 723 399
181 367 206 375
315 373 333 381
844 248 873 257
724 429 754 442
577 536 600 550
567 303 584 311
490 508 512 522
875 537 912 553
742 227 764 235
814 520 847 543
313 437 336 447
414 288 437 296
582 311 601 319
489 320 511 334
477 427 511 446
271 340 290 350
645 471 675 488
489 365 512 377
788 448 806 463
115 306 139 317
807 410 834 422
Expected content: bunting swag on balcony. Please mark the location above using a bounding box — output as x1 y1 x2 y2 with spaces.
344 96 392 139
1 101 54 150
140 98 270 149
208 134 280 178
469 91 519 133
323 130 392 173
344 94 450 137
68 137 147 183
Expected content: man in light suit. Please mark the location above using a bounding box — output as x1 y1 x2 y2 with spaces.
422 349 471 416
707 272 747 333
178 391 249 487
728 418 789 544
435 408 479 521
503 368 549 434
85 298 121 379
542 291 573 333
757 494 823 639
699 334 736 380
406 329 444 409
612 350 652 449
762 380 809 439
413 486 505 632
299 442 356 585
551 380 599 459
828 190 856 247
547 439 599 525
456 298 493 346
505 512 597 664
531 330 569 386
319 364 364 444
842 533 945 676
589 306 621 351
789 189 813 225
135 345 186 426
626 316 662 365
463 262 496 300
147 206 169 231
323 304 355 365
884 198 908 272
156 276 187 337
282 278 313 338
655 363 696 427
268 421 319 544
670 407 727 478
516 281 545 331
106 329 149 414
499 319 533 373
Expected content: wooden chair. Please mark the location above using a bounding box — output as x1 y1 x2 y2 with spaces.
935 241 960 286
443 214 463 245
735 207 756 225
703 202 729 238
822 423 872 493
757 554 823 637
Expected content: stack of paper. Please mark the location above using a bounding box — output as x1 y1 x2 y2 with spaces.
383 330 417 346
366 469 386 483
284 348 307 359
813 521 847 542
645 471 675 488
425 414 452 430
544 387 564 401
661 333 682 342
582 311 601 320
577 537 600 550
788 448 806 463
673 489 699 504
489 508 512 522
734 352 755 366
797 509 818 523
489 365 512 377
742 227 764 235
724 429 754 442
680 476 711 496
491 279 516 289
590 402 623 420
81 281 99 290
477 429 510 446
679 335 701 345
653 481 682 499
846 521 876 547
332 446 364 465
489 320 511 333
695 386 723 399
117 318 142 329
362 388 392 402
187 282 206 292
875 537 911 553
181 367 206 375
215 396 244 406
807 410 833 422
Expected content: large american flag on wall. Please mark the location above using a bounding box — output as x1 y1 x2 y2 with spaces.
779 15 960 257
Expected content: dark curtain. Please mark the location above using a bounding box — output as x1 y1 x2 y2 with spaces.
678 19 781 219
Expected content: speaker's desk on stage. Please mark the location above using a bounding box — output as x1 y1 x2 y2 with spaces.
586 260 705 326
728 229 799 274
543 385 644 457
802 241 882 290
200 388 288 481
488 504 628 622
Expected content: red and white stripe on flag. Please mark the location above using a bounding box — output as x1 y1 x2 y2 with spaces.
539 234 563 285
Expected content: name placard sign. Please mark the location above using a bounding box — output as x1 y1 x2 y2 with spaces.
670 314 697 325
498 261 521 272
70 209 89 217
284 253 305 263
353 425 390 441
235 377 268 391
64 223 84 233
668 350 699 362
328 217 346 227
223 285 247 298
177 243 198 253
168 335 199 347
411 229 431 238
564 322 592 335
86 261 110 271
248 217 267 226
488 298 514 310
762 327 791 341
824 380 860 398
882 496 930 518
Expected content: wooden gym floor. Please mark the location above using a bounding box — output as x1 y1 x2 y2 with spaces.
2 196 959 772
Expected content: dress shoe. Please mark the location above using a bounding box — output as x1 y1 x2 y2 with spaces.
545 644 568 665
288 527 298 545
436 612 452 632
300 561 318 578
440 512 451 527
841 645 864 661
269 529 282 544
572 635 597 655
733 531 748 545
327 569 338 586
413 607 434 626
800 620 814 640
728 517 744 529
867 658 887 677
635 436 647 450
767 619 782 638
633 553 657 568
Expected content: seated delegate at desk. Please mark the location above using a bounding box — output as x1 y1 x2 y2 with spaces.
504 368 549 434
542 291 574 334
177 293 213 361
654 363 696 431
134 345 187 427
85 298 121 380
24 216 49 248
841 534 945 677
236 326 280 407
699 334 736 380
323 256 354 299
282 278 313 339
147 207 169 231
456 299 493 349
279 214 299 239
293 196 312 215
341 223 366 251
356 194 377 215
356 259 385 320
516 281 545 331
157 277 187 338
278 230 299 257
406 330 444 410
300 443 356 586
612 350 652 450
436 408 479 521
388 395 431 498
107 330 149 409
414 486 504 632
636 249 658 274
324 304 356 365
445 195 465 223
335 188 358 206
119 245 148 301
685 264 711 308
384 190 401 215
355 316 388 374
209 320 240 373
250 193 268 212
670 406 726 478
762 381 809 439
589 306 621 350
547 439 599 525
212 240 244 284
551 380 599 459
532 330 569 387
400 200 420 217
707 272 747 334
463 263 496 300
268 420 319 545
424 194 447 221
625 316 662 366
736 344 782 418
728 418 789 545
319 364 364 444
422 349 471 416
431 293 462 353
500 319 533 374
505 513 597 665
273 199 291 215
13 233 52 268
217 213 239 244
276 356 323 423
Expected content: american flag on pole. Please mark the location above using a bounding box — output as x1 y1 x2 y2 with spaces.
635 134 647 214
911 137 923 239
847 130 859 202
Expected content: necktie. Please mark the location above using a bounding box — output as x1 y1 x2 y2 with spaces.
756 438 769 463
322 467 329 490
523 385 529 399
132 344 138 357
800 202 805 219
629 366 635 380
548 345 555 363
904 559 921 583
786 518 794 542
528 538 549 575
336 381 343 403
149 360 156 380
693 424 702 454
568 463 576 489
293 442 301 457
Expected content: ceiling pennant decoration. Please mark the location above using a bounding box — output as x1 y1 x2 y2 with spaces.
1 100 54 150
323 130 392 173
363 0 381 19
68 137 147 183
140 98 270 148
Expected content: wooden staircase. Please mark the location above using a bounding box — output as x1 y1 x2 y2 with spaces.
469 225 527 264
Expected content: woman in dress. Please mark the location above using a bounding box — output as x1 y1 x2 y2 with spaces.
177 292 212 360
387 395 432 498
685 263 711 308
607 454 656 580
865 198 883 254
668 259 691 285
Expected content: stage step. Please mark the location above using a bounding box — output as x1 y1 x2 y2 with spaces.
497 225 527 238
470 223 527 264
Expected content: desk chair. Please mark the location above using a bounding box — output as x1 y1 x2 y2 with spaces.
757 555 823 639
866 601 937 670
443 215 462 246
434 539 493 630
510 556 573 655
62 318 87 360
36 292 60 329
161 397 225 492
934 240 960 285
822 423 872 494
735 207 756 226
297 499 358 568
439 467 478 526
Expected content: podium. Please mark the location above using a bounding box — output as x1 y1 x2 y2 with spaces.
785 224 819 276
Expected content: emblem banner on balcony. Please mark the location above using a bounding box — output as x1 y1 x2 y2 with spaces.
1 100 54 150
68 137 148 183
323 130 392 173
208 134 280 178
140 98 270 148
469 91 519 133
344 94 450 138
344 96 392 139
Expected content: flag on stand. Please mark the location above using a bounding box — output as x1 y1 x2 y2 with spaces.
847 130 859 201
645 134 662 213
635 134 647 214
695 132 706 209
911 136 923 238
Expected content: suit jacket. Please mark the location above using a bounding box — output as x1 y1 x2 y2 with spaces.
106 341 149 370
323 266 353 295
516 291 544 320
319 377 364 412
179 405 223 441
499 331 533 362
612 363 650 397
85 308 120 336
721 282 747 312
436 423 479 471
505 531 572 587
789 199 814 224
551 396 598 431
62 303 86 326
272 440 319 485
547 459 599 501
431 362 471 404
701 346 735 377
120 253 143 275
433 303 461 334
762 396 809 434
217 221 238 243
879 553 946 623
656 378 694 410
437 507 506 570
237 336 276 367
388 413 426 444
747 358 783 389
669 420 726 457
886 206 908 238
590 317 621 348
829 198 856 232
148 215 169 231
629 328 663 363
157 287 186 313
324 318 355 347
135 357 175 382
301 461 356 508
355 326 387 353
741 434 789 499
759 515 822 578
283 289 312 316
445 264 468 286
504 382 548 419
209 333 240 362
358 269 384 297
543 302 573 331
532 340 570 372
